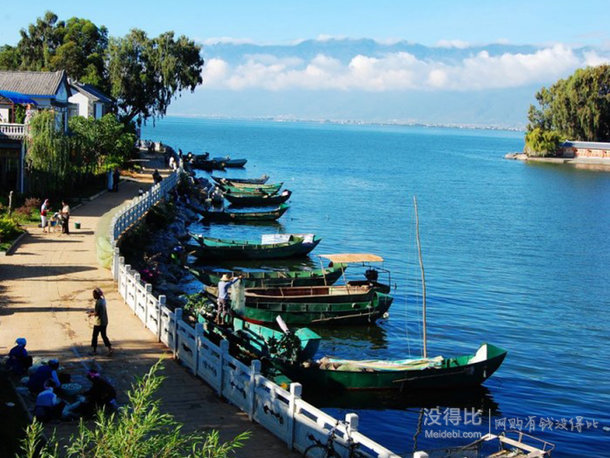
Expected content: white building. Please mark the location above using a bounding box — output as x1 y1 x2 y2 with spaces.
68 80 113 119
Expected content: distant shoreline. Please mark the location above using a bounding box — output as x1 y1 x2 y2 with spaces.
163 114 525 133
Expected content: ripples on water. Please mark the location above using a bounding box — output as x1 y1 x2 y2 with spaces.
144 118 610 457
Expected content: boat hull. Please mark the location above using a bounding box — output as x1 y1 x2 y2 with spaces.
273 344 507 391
225 190 292 207
191 263 343 287
212 175 269 185
197 315 320 361
237 291 393 326
199 204 289 222
190 236 319 260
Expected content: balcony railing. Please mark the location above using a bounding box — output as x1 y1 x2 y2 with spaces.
0 123 26 140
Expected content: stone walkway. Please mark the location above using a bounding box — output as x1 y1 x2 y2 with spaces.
0 179 296 456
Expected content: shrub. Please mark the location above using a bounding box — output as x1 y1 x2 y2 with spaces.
0 215 23 244
20 360 250 457
524 127 563 157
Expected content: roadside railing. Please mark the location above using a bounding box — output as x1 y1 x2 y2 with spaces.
108 169 398 457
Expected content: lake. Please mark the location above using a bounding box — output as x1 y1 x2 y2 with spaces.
143 117 610 457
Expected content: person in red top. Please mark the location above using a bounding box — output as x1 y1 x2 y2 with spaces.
41 199 50 233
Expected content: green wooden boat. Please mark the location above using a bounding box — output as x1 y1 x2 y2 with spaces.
272 343 507 391
197 314 321 361
198 204 289 222
225 189 292 207
231 284 393 326
188 263 346 288
212 175 269 185
218 181 283 195
188 232 316 260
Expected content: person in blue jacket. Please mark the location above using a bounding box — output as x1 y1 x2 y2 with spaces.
6 337 32 375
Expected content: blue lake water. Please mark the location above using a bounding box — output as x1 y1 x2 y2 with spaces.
143 117 610 457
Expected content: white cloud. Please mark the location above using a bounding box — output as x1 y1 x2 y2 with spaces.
201 37 255 45
436 39 470 49
583 50 610 67
199 44 610 92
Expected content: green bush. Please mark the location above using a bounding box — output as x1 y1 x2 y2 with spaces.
0 215 24 247
524 128 563 157
20 360 250 457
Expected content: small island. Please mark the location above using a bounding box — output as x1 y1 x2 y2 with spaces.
507 64 610 169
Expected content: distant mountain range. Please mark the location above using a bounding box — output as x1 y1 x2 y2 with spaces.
166 38 609 129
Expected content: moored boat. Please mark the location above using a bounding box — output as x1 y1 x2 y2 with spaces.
188 232 319 260
198 203 289 222
271 343 507 391
212 175 269 185
218 181 283 195
225 189 292 207
212 156 247 168
188 263 345 288
196 313 321 362
230 283 393 326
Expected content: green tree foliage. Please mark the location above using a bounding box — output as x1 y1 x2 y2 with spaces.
19 361 250 458
50 17 109 88
26 111 135 195
15 11 65 71
526 65 610 149
0 45 20 70
524 127 563 157
0 11 204 124
107 29 204 123
26 110 71 194
69 114 136 171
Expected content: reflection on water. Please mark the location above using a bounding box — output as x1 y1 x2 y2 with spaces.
313 324 388 351
307 385 500 415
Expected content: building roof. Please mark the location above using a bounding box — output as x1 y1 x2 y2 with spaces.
562 140 610 149
69 81 112 104
0 70 68 97
0 90 38 105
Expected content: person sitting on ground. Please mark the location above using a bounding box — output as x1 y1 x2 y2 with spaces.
63 370 118 419
6 337 32 375
34 379 66 422
28 359 61 395
152 169 162 184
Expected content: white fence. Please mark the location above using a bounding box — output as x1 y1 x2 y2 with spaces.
108 170 398 457
0 122 26 139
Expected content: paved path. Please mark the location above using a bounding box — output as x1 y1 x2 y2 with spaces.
0 179 295 457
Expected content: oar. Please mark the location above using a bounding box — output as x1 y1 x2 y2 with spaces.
275 315 291 335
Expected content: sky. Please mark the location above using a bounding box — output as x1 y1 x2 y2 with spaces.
2 1 609 47
2 1 610 127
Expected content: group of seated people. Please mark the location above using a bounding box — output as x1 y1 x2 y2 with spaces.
5 337 118 422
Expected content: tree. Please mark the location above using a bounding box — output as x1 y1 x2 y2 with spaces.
50 17 109 89
0 45 20 70
16 11 65 71
108 29 204 124
20 360 250 457
69 114 136 171
2 12 204 125
26 110 71 195
526 65 610 145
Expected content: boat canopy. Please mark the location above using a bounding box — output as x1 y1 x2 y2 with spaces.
319 253 384 264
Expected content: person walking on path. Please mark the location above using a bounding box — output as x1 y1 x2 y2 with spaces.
88 288 113 355
41 199 50 233
61 200 70 234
